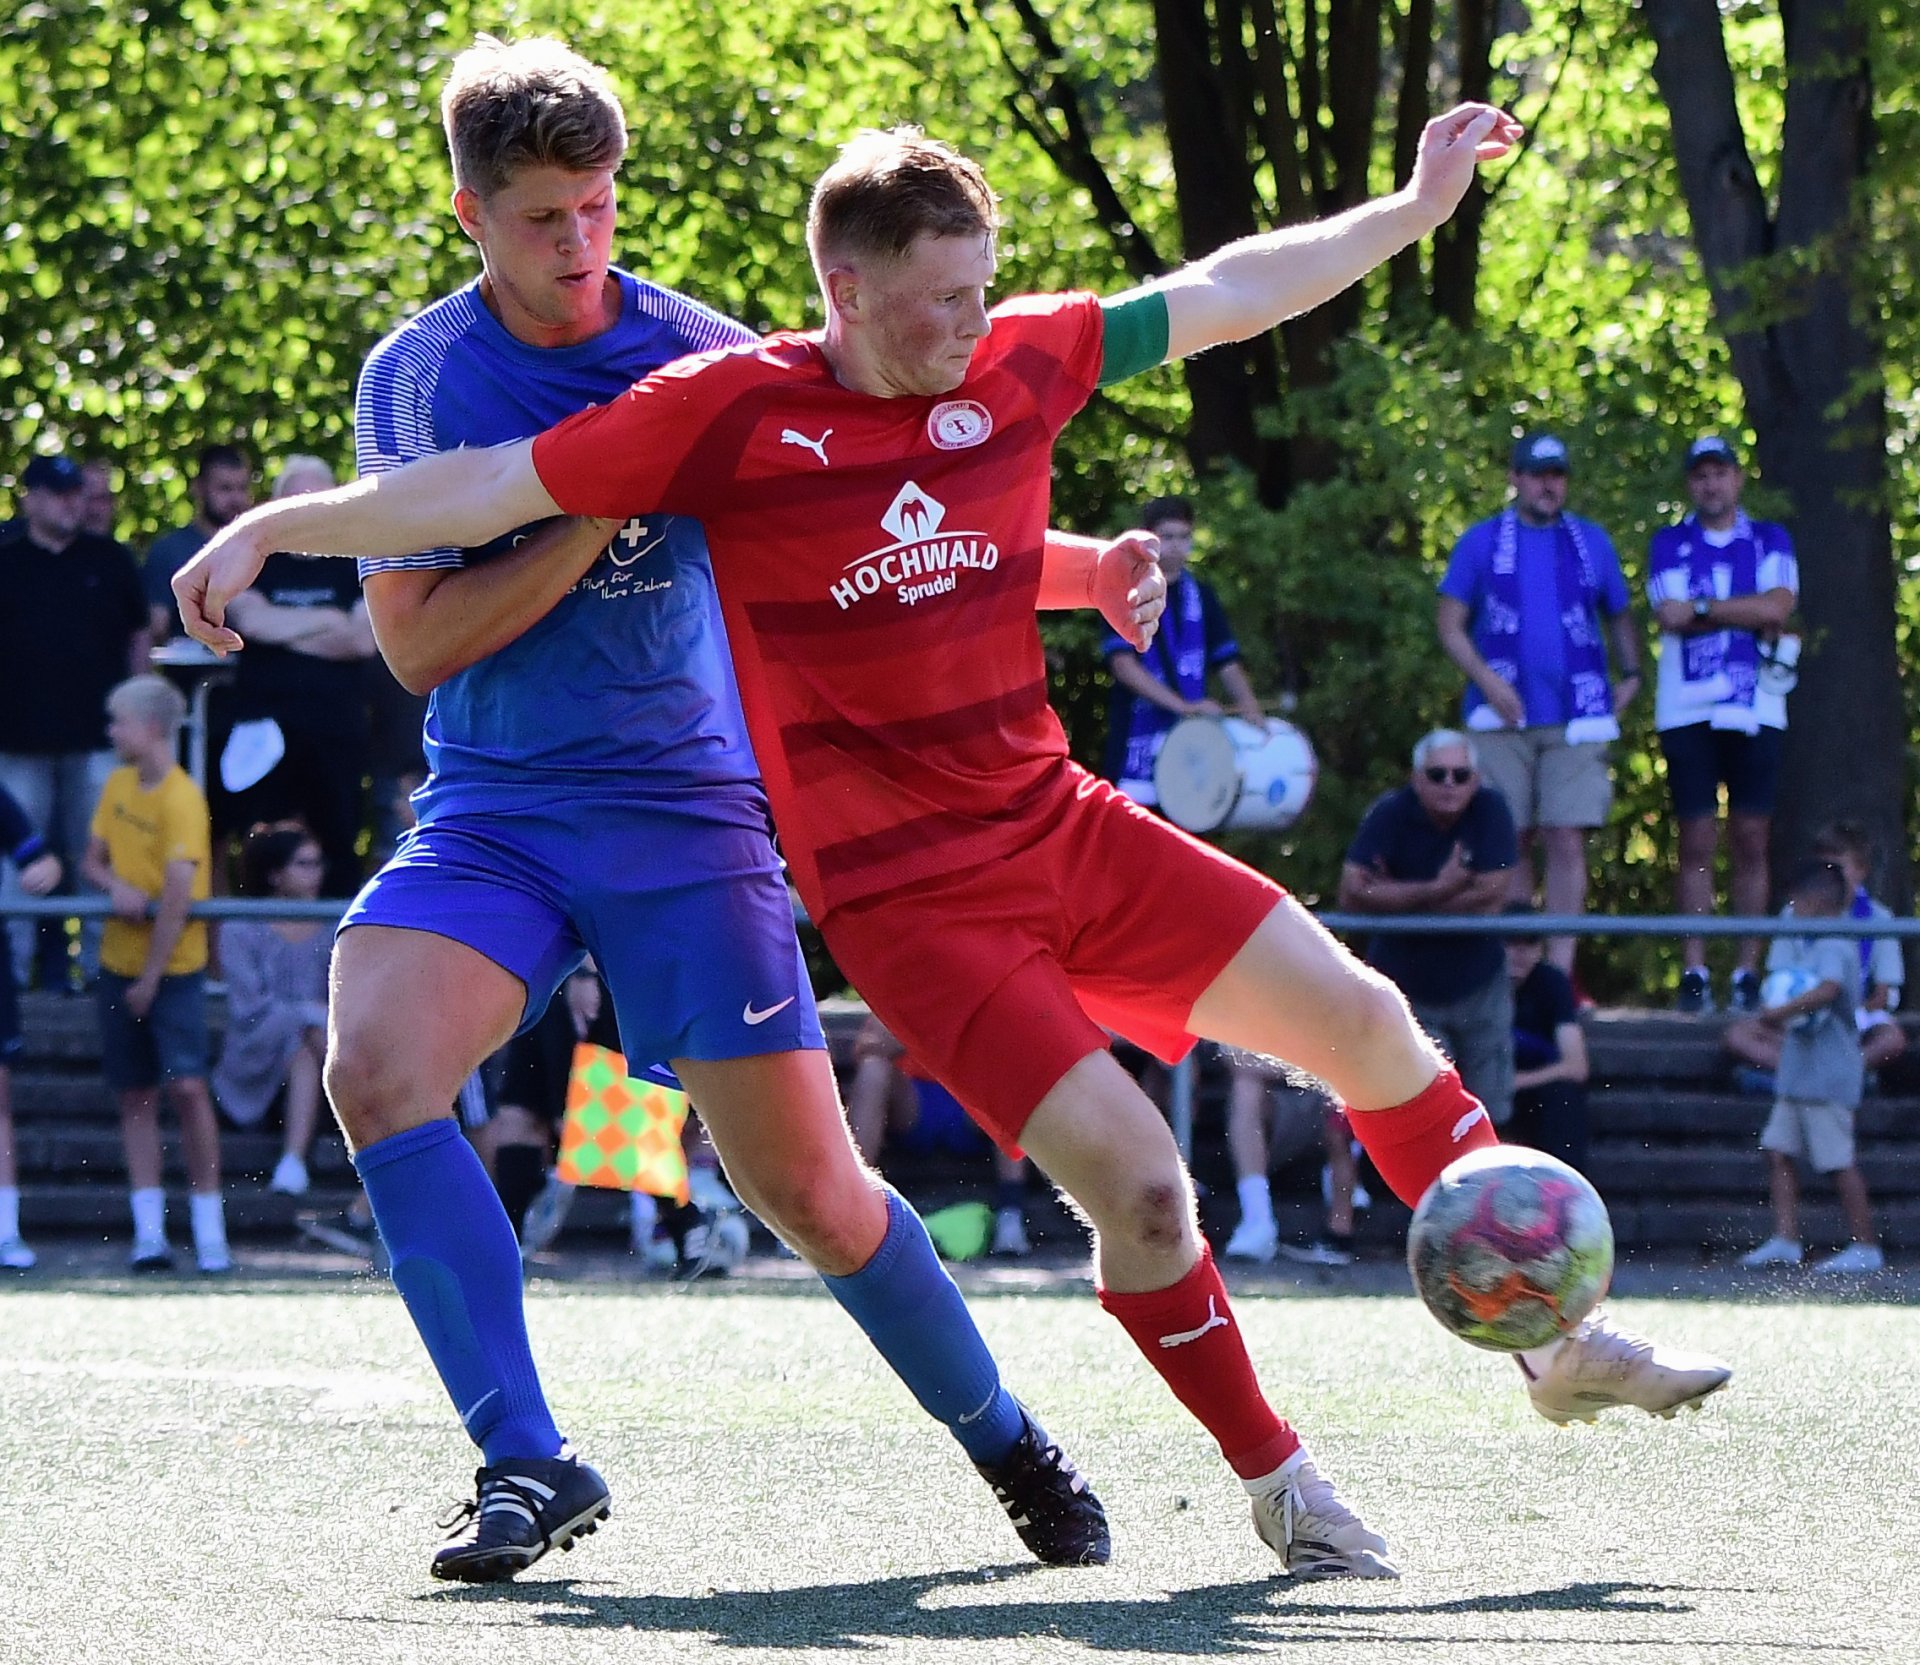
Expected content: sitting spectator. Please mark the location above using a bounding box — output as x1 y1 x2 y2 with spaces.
0 783 64 1270
220 456 376 897
1726 820 1907 1090
211 823 332 1197
81 675 227 1273
1221 1048 1362 1266
846 1013 1034 1257
143 443 254 643
1337 729 1518 1127
1737 861 1882 1274
1 452 151 990
1504 905 1591 1172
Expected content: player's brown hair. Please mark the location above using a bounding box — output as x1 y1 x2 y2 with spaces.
807 127 999 271
441 35 627 199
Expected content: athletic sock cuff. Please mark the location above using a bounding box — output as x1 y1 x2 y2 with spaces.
1094 1242 1216 1321
352 1116 461 1176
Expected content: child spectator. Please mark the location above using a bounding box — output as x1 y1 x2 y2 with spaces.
0 784 64 1269
1738 861 1882 1274
211 822 331 1197
1505 905 1591 1171
1222 1049 1363 1266
81 675 228 1272
1725 820 1907 1088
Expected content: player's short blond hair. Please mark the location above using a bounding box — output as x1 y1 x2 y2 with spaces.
108 675 188 739
441 35 627 199
806 127 999 274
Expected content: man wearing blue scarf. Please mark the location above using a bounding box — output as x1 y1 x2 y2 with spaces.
1436 434 1639 982
1101 496 1274 804
1647 436 1798 1014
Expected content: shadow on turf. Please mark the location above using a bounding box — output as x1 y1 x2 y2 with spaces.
408 1566 1754 1652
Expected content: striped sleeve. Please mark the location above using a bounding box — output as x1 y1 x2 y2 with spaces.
630 277 759 354
353 298 474 578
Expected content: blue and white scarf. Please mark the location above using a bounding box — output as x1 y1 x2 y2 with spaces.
1118 573 1208 786
1673 511 1763 729
1467 509 1619 744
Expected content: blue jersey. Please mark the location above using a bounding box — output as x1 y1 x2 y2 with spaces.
354 270 763 827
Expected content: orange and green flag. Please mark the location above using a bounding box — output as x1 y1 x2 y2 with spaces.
555 1041 691 1204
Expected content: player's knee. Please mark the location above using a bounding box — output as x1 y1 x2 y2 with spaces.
1111 1176 1193 1254
1336 965 1415 1057
323 1030 427 1142
739 1163 879 1266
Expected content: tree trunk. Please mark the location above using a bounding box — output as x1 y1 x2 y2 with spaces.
1643 0 1906 905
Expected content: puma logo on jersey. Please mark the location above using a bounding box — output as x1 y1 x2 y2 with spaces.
780 427 833 466
1452 1107 1490 1142
1158 1296 1229 1349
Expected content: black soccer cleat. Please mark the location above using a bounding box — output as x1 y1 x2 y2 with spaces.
431 1450 612 1583
973 1408 1110 1566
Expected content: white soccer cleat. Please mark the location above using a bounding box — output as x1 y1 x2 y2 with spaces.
1224 1215 1278 1264
1738 1235 1803 1269
1521 1311 1731 1426
1247 1448 1399 1579
1811 1242 1884 1275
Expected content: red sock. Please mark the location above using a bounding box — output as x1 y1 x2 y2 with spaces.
1346 1067 1499 1207
1097 1244 1299 1479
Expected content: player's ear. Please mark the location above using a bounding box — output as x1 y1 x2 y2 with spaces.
823 264 862 320
451 186 486 244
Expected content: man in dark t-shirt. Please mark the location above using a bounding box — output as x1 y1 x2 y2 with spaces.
144 444 254 643
1338 729 1518 1125
0 453 150 987
223 458 376 896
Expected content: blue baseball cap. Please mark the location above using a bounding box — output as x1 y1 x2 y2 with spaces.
1510 433 1570 474
1685 434 1740 470
21 454 83 493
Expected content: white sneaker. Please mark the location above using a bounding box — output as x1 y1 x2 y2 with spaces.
1811 1243 1885 1275
196 1242 232 1275
990 1206 1031 1257
687 1165 740 1215
129 1236 174 1272
1739 1235 1803 1268
1247 1448 1399 1579
1279 1238 1353 1268
269 1152 310 1196
519 1177 576 1256
1224 1215 1278 1263
1522 1311 1732 1426
0 1236 36 1270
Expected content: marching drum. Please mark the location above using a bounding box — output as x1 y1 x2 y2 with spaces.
1153 715 1318 834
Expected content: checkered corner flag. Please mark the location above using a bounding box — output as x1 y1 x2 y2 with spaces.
555 1042 692 1205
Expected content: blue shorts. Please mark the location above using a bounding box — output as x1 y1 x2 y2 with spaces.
338 797 823 1077
1659 722 1783 819
97 971 211 1092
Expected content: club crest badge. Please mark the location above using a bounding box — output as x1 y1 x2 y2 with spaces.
928 399 992 450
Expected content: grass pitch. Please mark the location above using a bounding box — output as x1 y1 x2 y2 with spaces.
1 1259 1914 1664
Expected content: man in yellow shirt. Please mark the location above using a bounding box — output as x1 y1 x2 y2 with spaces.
81 675 227 1272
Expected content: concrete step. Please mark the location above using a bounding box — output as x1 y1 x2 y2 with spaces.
11 1124 357 1185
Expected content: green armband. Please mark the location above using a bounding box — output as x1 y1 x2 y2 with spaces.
1097 289 1170 388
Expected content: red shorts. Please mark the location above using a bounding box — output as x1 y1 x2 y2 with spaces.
821 767 1284 1150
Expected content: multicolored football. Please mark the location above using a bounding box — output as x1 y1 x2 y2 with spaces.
1406 1146 1615 1352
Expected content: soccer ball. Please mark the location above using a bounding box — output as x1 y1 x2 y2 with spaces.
1760 966 1822 1032
1406 1147 1614 1352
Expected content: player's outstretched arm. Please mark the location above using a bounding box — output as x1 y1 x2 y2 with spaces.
172 440 559 652
1134 103 1520 363
1037 529 1166 652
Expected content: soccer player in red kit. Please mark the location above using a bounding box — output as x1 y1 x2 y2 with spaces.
178 101 1729 1578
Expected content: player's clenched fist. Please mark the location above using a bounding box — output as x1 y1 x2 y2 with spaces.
171 518 273 654
1093 529 1165 654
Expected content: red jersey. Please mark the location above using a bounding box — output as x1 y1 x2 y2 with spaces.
532 290 1105 918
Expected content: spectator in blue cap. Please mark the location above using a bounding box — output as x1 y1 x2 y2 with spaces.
0 452 151 989
1647 434 1798 1014
1435 433 1640 984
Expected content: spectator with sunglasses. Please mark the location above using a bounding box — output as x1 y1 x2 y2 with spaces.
1338 731 1518 1127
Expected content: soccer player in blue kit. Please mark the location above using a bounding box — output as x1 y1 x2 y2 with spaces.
270 37 1146 1582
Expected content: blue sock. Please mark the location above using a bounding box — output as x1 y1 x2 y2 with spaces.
821 1188 1026 1465
356 1120 563 1466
